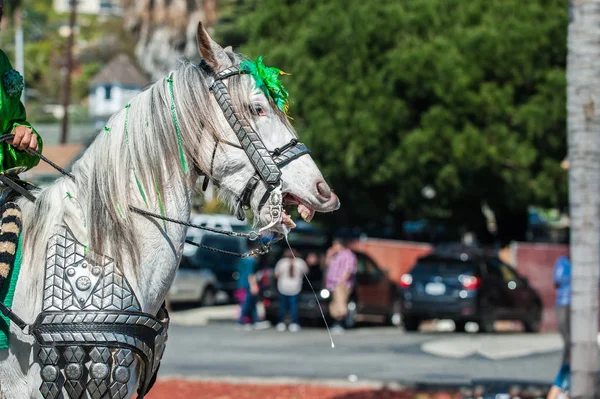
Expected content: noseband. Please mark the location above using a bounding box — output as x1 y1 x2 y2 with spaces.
197 60 310 226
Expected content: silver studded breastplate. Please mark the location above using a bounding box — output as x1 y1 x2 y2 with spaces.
31 226 169 399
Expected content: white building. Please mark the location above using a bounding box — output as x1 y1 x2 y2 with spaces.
53 0 122 16
89 54 149 130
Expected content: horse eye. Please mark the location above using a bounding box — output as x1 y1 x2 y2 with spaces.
250 103 266 117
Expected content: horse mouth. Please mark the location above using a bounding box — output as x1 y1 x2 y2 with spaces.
281 193 316 229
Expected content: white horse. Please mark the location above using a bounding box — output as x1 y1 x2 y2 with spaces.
0 23 339 398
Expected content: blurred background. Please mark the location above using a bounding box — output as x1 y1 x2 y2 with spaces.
1 0 571 398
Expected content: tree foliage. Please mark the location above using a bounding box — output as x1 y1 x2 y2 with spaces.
218 0 568 242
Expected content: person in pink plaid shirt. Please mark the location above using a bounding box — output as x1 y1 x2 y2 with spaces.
325 238 357 334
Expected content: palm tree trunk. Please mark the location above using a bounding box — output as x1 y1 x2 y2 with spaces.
567 1 600 397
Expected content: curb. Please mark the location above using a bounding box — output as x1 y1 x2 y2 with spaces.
155 375 551 394
156 375 409 391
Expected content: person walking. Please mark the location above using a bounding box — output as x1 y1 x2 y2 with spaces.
274 249 308 332
237 256 263 330
325 238 357 334
547 254 571 399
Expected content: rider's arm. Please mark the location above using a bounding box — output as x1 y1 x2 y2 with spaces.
0 50 43 172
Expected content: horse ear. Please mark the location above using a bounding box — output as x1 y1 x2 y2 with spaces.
223 46 233 53
196 21 231 70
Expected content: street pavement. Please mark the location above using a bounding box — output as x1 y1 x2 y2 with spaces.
159 305 564 386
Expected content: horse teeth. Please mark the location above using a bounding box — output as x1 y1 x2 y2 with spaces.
298 205 314 222
300 210 309 221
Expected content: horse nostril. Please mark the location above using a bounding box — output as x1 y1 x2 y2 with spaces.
316 181 332 199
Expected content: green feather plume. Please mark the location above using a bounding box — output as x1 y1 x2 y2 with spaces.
241 56 291 116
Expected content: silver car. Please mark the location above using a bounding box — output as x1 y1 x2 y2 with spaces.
169 260 219 306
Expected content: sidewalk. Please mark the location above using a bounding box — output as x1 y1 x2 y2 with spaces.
169 305 544 334
421 334 563 360
170 304 239 326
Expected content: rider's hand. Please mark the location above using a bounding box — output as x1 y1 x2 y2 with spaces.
11 125 39 151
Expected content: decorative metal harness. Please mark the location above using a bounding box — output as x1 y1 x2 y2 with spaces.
34 226 168 399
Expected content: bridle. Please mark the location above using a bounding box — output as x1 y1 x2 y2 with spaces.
203 136 309 223
196 60 311 230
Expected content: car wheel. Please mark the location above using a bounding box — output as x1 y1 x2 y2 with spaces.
200 286 216 307
403 315 420 332
344 300 358 329
387 299 402 327
478 300 495 333
454 320 467 333
524 303 542 333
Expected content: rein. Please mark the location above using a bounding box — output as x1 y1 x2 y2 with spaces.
0 135 275 258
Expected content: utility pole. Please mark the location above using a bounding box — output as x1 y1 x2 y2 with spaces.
14 8 24 104
567 0 600 397
61 0 77 144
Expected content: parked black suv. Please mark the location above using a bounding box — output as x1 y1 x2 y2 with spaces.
399 247 542 333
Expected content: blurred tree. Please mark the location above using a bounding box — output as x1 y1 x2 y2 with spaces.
216 0 568 244
203 198 231 215
1 3 137 112
3 0 21 18
121 0 221 80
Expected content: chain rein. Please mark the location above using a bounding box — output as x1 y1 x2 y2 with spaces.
0 135 274 258
130 206 274 258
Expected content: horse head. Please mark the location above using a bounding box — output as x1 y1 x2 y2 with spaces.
194 23 340 234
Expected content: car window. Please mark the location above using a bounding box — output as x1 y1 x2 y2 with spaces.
356 256 366 275
286 230 329 247
499 264 518 282
195 234 246 270
186 232 203 243
364 257 382 279
486 258 517 282
231 225 250 233
486 264 503 279
356 255 383 281
412 261 477 276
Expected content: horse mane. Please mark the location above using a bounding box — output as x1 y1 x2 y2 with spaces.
23 56 256 271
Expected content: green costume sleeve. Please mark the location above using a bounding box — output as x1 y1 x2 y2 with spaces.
0 50 43 173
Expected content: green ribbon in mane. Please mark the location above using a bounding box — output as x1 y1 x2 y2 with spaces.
0 233 22 349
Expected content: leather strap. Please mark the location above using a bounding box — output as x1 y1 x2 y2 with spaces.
0 174 35 202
